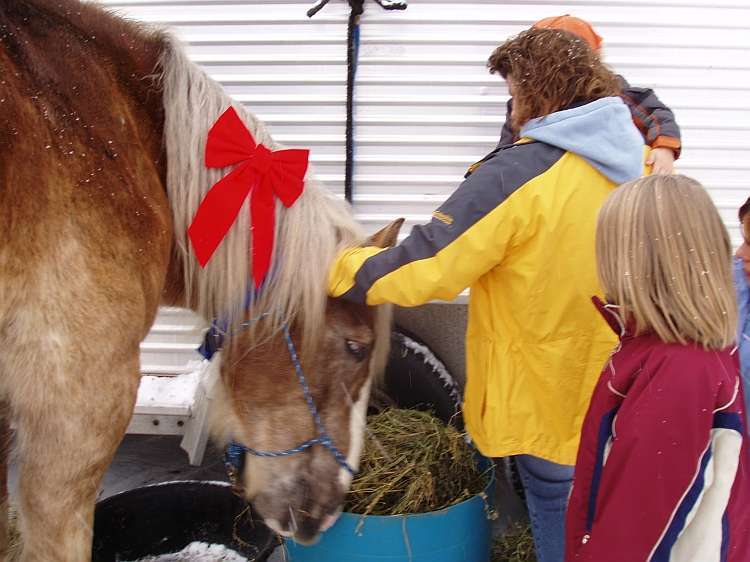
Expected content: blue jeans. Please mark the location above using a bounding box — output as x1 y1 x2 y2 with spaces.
515 455 574 562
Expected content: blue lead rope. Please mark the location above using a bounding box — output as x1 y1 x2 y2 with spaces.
204 318 356 487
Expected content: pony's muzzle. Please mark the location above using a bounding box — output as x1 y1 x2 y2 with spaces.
253 469 347 544
276 510 333 545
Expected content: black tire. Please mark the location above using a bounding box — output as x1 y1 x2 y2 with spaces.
370 328 463 429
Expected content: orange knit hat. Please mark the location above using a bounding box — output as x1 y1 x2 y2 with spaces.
532 15 603 52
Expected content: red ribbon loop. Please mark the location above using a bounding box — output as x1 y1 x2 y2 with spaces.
188 107 309 288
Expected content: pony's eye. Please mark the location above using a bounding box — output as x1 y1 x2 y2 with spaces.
345 340 369 362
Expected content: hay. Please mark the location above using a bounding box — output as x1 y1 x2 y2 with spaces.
6 504 21 561
343 409 488 516
491 525 536 562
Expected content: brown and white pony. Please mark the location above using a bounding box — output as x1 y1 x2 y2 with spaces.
0 1 400 559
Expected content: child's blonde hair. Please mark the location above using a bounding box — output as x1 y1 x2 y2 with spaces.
596 174 736 349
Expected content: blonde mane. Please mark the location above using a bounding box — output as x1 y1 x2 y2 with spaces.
157 34 364 347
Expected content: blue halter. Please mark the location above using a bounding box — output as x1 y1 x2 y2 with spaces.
197 315 356 490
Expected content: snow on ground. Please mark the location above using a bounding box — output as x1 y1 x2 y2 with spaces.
130 541 248 562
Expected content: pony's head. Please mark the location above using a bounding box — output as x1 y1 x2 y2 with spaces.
210 221 402 543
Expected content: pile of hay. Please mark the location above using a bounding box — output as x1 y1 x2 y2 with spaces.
491 525 536 562
343 409 488 516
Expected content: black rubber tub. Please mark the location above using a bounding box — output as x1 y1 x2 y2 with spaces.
92 481 277 561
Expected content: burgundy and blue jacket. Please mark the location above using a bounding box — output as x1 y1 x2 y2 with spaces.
565 298 750 562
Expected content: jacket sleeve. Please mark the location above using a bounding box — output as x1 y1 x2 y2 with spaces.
497 98 516 147
733 258 750 425
617 75 682 158
574 355 743 562
328 150 539 307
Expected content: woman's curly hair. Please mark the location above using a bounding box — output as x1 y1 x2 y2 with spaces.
488 28 620 132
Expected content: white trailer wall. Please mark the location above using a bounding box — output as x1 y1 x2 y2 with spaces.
100 0 750 382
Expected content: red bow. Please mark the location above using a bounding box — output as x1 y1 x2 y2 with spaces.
188 107 309 287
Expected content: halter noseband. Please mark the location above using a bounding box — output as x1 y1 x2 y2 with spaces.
198 316 356 492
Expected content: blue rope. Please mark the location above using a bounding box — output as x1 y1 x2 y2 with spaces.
343 7 361 203
198 311 270 361
227 325 355 475
308 0 406 203
204 315 356 479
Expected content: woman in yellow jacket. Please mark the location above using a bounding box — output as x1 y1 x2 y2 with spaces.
329 29 646 562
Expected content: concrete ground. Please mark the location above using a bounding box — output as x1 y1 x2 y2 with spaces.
100 435 228 500
9 434 527 560
8 435 281 560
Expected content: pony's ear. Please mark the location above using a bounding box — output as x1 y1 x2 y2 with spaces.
366 219 404 248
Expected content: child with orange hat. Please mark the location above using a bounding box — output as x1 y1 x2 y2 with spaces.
497 15 681 174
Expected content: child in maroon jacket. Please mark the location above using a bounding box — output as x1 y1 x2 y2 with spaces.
498 15 681 174
565 174 750 562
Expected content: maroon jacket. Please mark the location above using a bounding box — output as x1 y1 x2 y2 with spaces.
565 298 750 562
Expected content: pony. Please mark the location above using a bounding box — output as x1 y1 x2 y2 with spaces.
0 0 401 559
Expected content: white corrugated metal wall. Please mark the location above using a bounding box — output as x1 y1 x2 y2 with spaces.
96 0 750 373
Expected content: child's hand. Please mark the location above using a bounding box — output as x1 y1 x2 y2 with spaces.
646 147 676 174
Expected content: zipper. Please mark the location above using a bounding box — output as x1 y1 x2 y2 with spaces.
585 408 618 535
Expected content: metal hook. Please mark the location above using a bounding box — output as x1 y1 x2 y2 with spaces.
307 0 331 18
307 0 407 18
372 0 407 9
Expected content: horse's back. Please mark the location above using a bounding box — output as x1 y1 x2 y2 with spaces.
0 1 172 344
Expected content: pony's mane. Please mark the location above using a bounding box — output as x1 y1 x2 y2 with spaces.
157 34 364 347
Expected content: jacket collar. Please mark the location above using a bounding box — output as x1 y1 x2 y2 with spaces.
592 296 636 339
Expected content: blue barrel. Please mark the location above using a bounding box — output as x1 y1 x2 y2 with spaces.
285 458 495 562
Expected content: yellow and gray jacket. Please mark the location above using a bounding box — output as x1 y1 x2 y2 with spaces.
329 97 647 464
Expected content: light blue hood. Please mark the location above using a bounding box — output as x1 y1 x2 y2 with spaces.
519 97 644 184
